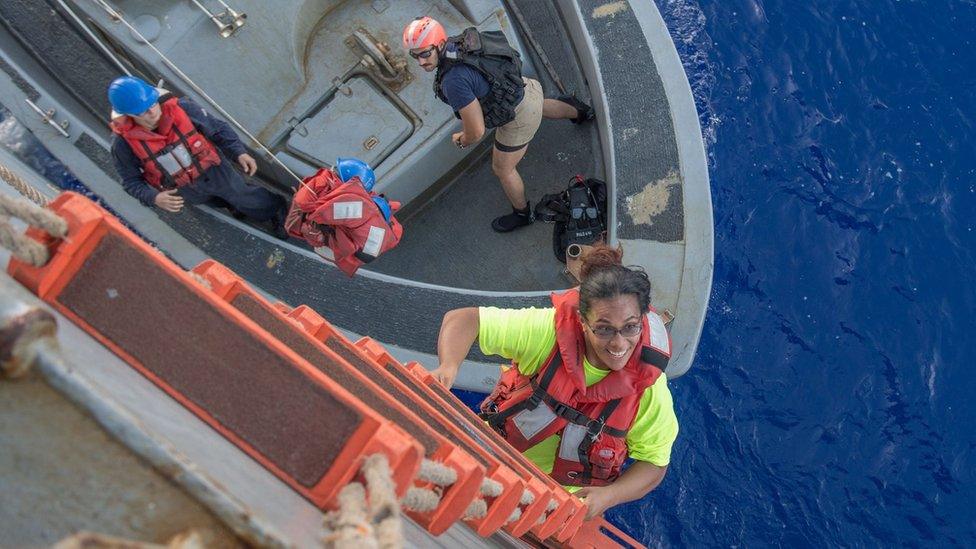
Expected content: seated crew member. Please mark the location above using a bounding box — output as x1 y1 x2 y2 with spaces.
402 16 594 233
107 76 287 230
430 244 678 519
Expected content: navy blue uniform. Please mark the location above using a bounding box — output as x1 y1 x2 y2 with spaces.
438 43 524 112
111 97 285 222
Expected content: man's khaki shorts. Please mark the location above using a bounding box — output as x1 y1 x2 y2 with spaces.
494 77 544 152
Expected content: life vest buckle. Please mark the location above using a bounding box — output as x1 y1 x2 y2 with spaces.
585 417 606 442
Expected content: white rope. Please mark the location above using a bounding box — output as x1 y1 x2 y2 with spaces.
323 482 377 549
416 459 457 487
463 498 488 521
536 499 560 525
0 193 67 238
0 216 49 267
0 189 69 267
506 507 522 525
0 164 49 206
400 487 441 514
362 455 402 549
189 272 213 290
323 455 405 549
479 477 503 498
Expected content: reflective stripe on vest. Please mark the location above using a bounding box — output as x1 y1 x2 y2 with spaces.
361 225 386 257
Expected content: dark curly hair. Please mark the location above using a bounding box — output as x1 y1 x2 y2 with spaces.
578 244 652 318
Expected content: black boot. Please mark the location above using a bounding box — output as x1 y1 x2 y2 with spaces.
266 202 291 241
558 95 595 125
492 203 535 233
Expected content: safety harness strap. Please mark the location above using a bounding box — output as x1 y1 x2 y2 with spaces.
576 398 621 485
140 141 177 190
480 351 562 434
171 125 207 178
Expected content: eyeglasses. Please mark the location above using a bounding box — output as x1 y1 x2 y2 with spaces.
584 321 642 339
409 47 436 60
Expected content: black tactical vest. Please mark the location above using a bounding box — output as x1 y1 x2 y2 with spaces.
434 27 525 129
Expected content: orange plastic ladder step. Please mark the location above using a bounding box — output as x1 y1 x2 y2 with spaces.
277 303 533 537
192 260 500 536
6 192 423 511
352 337 554 537
354 338 589 542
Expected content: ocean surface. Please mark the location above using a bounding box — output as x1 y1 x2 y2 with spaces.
628 0 975 545
3 0 975 547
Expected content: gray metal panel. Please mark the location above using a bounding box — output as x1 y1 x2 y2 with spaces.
627 1 714 377
555 0 712 378
287 77 412 167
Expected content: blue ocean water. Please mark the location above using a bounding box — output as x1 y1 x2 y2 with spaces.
3 0 975 546
616 0 976 546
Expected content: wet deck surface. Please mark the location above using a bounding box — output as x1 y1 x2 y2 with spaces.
369 1 604 291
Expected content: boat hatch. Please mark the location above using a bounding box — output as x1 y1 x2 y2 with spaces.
286 77 412 168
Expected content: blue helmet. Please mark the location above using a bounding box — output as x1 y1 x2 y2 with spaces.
107 76 159 115
372 196 392 222
335 157 376 191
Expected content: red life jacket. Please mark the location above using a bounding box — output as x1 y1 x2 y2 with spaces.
284 168 403 277
479 289 671 486
110 96 222 190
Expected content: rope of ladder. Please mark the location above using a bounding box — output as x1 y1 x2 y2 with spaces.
0 164 50 207
324 455 403 549
324 452 556 548
0 189 67 267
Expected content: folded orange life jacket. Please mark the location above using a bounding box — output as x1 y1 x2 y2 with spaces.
285 168 403 276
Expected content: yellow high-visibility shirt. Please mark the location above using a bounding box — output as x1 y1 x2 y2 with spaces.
478 306 678 490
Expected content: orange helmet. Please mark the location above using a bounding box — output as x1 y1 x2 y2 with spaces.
402 16 446 50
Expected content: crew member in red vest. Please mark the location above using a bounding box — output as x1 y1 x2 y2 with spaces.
108 76 286 231
431 244 678 519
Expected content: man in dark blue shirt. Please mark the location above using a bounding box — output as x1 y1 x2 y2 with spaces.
108 76 286 231
404 17 593 233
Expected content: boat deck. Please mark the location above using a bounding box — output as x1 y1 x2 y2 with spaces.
0 0 711 546
372 0 603 291
0 0 710 385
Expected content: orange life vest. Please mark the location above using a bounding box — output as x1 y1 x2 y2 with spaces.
285 168 403 277
111 96 221 190
480 289 671 486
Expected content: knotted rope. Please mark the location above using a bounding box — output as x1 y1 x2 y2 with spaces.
362 455 402 548
537 499 560 525
0 163 49 206
324 455 404 549
415 459 456 486
0 192 67 266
